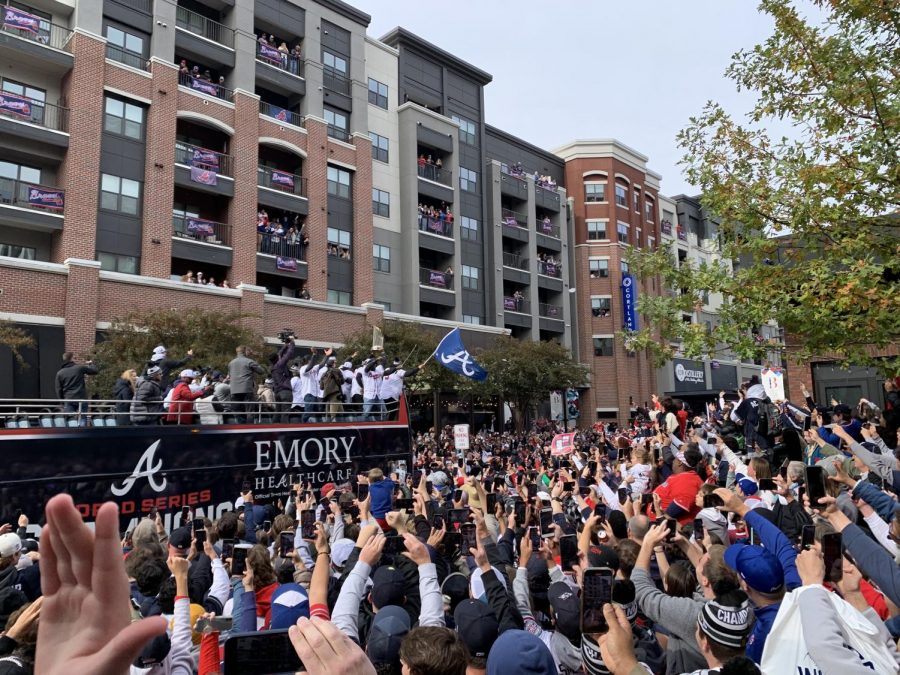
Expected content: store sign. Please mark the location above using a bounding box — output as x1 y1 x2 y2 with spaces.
673 358 707 392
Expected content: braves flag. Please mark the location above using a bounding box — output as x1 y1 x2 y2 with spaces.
550 432 576 456
433 327 487 382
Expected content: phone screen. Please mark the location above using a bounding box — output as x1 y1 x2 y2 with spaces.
528 526 541 549
665 518 677 540
460 523 477 552
426 481 433 494
560 534 578 572
192 518 205 532
196 616 233 632
194 529 207 550
703 494 724 509
539 508 553 536
805 466 828 508
220 539 235 561
801 524 816 550
280 531 294 555
581 568 615 634
527 484 538 499
300 511 316 540
383 534 404 556
593 504 607 522
758 478 777 491
357 484 369 501
443 531 462 552
394 498 414 510
432 515 445 530
514 500 526 523
486 493 497 512
693 517 704 541
223 630 302 674
449 509 470 529
231 546 250 577
453 489 463 503
822 532 842 583
617 487 628 505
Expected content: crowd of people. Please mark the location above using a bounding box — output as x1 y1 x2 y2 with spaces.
177 60 228 98
178 271 232 288
257 32 303 73
418 203 454 237
506 162 559 191
257 209 308 258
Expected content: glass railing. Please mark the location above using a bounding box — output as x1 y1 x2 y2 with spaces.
0 12 72 51
539 303 563 319
417 163 452 187
0 88 68 132
501 208 526 228
175 5 234 48
256 43 304 78
257 165 306 197
175 142 233 177
172 213 231 246
502 252 529 270
420 267 454 290
257 232 306 261
537 260 562 278
178 72 233 102
418 214 453 238
503 296 530 313
259 100 304 128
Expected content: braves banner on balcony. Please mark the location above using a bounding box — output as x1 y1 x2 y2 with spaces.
276 256 297 272
503 297 517 310
4 6 40 33
271 170 294 189
258 42 282 64
186 218 215 237
621 272 639 332
189 77 220 97
543 262 558 277
428 271 446 287
266 105 289 122
28 187 64 210
0 92 32 118
191 148 219 169
190 166 217 186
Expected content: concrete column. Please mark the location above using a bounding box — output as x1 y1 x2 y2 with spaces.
150 0 177 62
225 0 256 93
300 9 323 118
237 282 268 338
304 117 329 300
63 258 101 357
525 179 539 338
72 0 103 35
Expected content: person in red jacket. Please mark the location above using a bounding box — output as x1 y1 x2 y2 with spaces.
166 369 209 425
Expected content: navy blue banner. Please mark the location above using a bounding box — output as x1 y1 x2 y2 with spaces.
621 272 639 332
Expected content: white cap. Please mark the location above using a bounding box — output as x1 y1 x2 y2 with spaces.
146 366 162 377
0 533 22 558
150 353 165 362
153 345 166 355
180 369 198 379
342 361 353 370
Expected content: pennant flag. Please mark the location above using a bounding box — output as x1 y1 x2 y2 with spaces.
433 327 487 382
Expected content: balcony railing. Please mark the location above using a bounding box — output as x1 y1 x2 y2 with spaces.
106 44 147 70
417 163 452 187
323 66 350 95
420 267 453 290
175 6 234 48
539 303 563 319
501 208 526 228
503 296 530 313
0 88 68 132
173 213 231 246
256 43 304 78
112 0 151 12
0 177 64 212
537 260 562 278
257 232 306 261
175 142 233 177
259 100 304 128
257 165 306 197
0 10 72 51
502 252 529 270
537 220 560 238
418 214 453 238
327 124 349 142
178 72 233 102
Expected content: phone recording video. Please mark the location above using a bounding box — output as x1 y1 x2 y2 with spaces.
223 630 302 674
800 524 816 551
560 534 578 572
822 532 843 583
356 483 369 502
805 466 828 509
231 545 250 577
300 510 316 540
280 531 294 556
460 523 478 552
581 567 615 634
539 507 554 536
528 526 541 549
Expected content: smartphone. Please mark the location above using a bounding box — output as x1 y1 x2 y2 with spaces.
220 538 235 561
560 534 578 572
357 484 369 501
394 498 414 510
460 523 478 552
486 493 497 512
443 531 462 552
280 531 294 556
588 460 597 473
579 486 593 498
453 489 464 503
693 517 704 541
563 481 575 492
822 532 842 583
262 520 272 531
196 616 233 632
383 534 405 556
617 487 628 505
539 507 553 537
527 484 538 500
805 466 828 509
703 494 724 509
192 518 205 533
514 499 526 523
195 529 207 550
528 526 541 549
449 508 470 529
593 503 607 522
432 515 445 531
223 630 302 674
758 478 777 491
801 524 816 551
300 510 316 540
581 567 615 634
665 518 677 541
640 493 654 508
179 506 190 528
426 480 433 494
779 464 788 481
231 545 250 577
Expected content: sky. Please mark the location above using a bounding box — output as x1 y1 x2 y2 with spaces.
353 0 777 197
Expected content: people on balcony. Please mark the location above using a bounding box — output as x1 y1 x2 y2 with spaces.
258 32 302 73
417 203 453 237
177 59 228 99
258 211 307 259
513 289 525 311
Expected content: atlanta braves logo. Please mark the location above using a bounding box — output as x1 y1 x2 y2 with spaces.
111 440 167 496
440 349 477 377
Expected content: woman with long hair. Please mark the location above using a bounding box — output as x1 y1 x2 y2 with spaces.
113 368 137 425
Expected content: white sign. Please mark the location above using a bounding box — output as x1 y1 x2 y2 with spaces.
454 424 470 450
761 368 786 402
675 362 705 384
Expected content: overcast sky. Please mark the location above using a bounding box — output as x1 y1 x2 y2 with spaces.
354 0 776 197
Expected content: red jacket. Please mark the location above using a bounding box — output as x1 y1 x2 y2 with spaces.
165 381 204 424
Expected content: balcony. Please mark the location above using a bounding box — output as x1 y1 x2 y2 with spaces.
106 44 147 71
323 65 350 95
539 303 563 319
535 184 560 212
178 72 233 102
661 220 673 235
256 233 307 280
417 163 452 187
502 252 528 270
499 167 528 201
536 217 562 253
536 219 560 239
503 296 530 314
255 43 305 97
327 124 350 142
418 214 454 256
175 6 235 69
259 100 303 129
0 177 64 231
174 142 234 197
171 214 233 268
0 89 69 151
0 11 73 73
419 267 455 308
537 260 562 278
257 165 308 215
676 225 688 242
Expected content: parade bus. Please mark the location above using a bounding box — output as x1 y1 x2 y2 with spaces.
0 398 413 534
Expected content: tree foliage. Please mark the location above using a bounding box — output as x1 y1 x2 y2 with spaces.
0 320 35 369
626 0 900 375
90 309 265 395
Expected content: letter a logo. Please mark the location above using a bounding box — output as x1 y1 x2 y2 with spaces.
111 440 167 496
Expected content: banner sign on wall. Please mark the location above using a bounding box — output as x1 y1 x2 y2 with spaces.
621 273 639 332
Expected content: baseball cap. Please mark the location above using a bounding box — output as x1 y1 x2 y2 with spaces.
454 599 499 658
367 605 410 665
146 366 162 377
724 543 784 594
548 581 581 642
735 473 759 496
168 526 192 552
441 572 469 613
270 583 310 629
320 483 336 499
371 565 406 609
0 533 21 558
342 361 352 369
150 353 165 363
152 345 166 355
587 544 620 572
179 369 198 379
833 403 852 416
330 538 355 568
470 566 506 603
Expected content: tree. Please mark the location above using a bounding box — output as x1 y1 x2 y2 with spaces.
459 337 588 431
0 320 35 369
626 0 900 375
90 310 266 395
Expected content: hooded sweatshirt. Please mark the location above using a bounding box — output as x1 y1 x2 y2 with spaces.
486 630 557 675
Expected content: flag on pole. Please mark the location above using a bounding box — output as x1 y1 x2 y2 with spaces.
372 325 384 352
433 327 487 382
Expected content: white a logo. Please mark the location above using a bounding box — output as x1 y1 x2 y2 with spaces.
111 440 168 496
440 349 477 377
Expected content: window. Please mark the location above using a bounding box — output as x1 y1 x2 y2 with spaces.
322 51 347 74
459 167 478 193
460 216 479 241
617 221 629 243
376 300 391 311
461 265 480 290
648 236 655 250
0 243 35 260
100 173 141 215
1 79 44 104
635 227 642 248
584 182 606 202
98 251 138 275
0 160 40 185
621 260 629 274
372 188 390 218
106 25 144 68
327 166 351 199
373 244 390 272
367 78 388 108
586 220 607 240
589 258 609 278
327 227 351 250
104 96 144 139
324 107 349 141
451 114 477 145
463 315 481 325
633 188 641 212
369 132 389 163
591 297 611 317
645 199 655 222
615 184 628 208
327 289 352 305
593 337 614 356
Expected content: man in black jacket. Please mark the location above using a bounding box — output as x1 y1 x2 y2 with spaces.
147 345 193 392
269 333 295 423
55 352 98 426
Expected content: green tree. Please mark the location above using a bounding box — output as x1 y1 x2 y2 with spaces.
626 0 900 375
0 320 35 369
90 309 265 395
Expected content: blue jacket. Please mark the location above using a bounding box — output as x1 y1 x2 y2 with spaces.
842 522 900 608
242 503 268 544
745 509 802 591
745 602 779 664
369 478 395 519
852 480 899 523
817 418 863 447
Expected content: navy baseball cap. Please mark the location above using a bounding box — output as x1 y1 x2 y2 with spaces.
724 543 784 594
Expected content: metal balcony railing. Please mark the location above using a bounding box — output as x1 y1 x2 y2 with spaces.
417 163 452 187
257 232 306 261
537 220 560 238
106 44 148 70
539 303 563 319
502 252 528 270
257 165 307 197
503 296 530 313
501 208 526 228
419 267 453 290
256 43 304 78
175 142 233 177
0 87 68 132
175 5 234 48
0 11 72 51
323 66 350 95
259 100 304 128
172 213 231 246
178 72 233 101
418 214 453 238
537 260 562 278
327 124 349 142
0 177 64 212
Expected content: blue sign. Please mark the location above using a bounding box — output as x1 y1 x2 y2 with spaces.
433 328 487 382
621 273 638 332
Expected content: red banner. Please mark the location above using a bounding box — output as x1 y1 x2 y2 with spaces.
550 432 576 456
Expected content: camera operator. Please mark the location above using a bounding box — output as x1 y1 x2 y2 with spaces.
270 330 296 423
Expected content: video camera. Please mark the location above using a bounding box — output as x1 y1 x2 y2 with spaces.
278 329 296 344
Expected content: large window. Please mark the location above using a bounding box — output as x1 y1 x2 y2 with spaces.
324 107 349 141
0 244 35 260
327 227 351 253
327 289 351 306
372 188 390 218
585 182 606 202
373 244 390 272
645 198 655 222
327 166 351 199
451 114 476 145
621 260 629 274
98 251 139 275
633 188 641 212
461 265 480 290
460 216 479 241
367 78 388 109
322 51 347 75
463 315 481 325
369 132 389 163
459 167 478 193
617 221 629 243
591 297 611 317
589 258 609 278
0 160 40 185
100 173 141 215
593 337 614 356
586 219 607 240
615 183 628 208
635 227 642 248
0 79 44 125
105 25 144 69
104 96 144 139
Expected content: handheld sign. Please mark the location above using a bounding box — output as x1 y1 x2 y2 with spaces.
551 432 576 456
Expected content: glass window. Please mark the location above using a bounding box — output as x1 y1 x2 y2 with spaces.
367 78 388 109
369 132 389 163
586 220 607 240
591 297 611 317
104 96 144 139
373 244 390 272
621 260 629 274
451 114 476 145
327 227 351 248
459 167 478 193
648 236 656 250
325 107 349 141
376 300 391 311
645 198 655 222
589 258 609 278
98 251 139 275
460 216 479 241
463 315 481 325
327 289 351 305
0 243 36 260
327 165 351 199
615 184 628 208
372 188 390 218
106 26 143 55
585 183 605 202
1 79 45 102
0 160 40 184
633 189 641 212
461 265 480 290
593 337 614 356
617 221 629 242
100 173 141 215
322 51 347 74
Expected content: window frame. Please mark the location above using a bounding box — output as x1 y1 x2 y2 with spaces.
326 226 351 249
463 315 482 325
367 78 388 109
592 336 615 357
372 243 391 273
590 296 612 317
588 257 609 278
459 167 478 193
98 251 139 275
327 165 351 199
369 131 389 163
633 188 641 213
371 188 390 218
0 243 36 260
322 50 348 75
100 173 141 215
584 182 606 203
586 219 608 240
617 220 629 243
451 114 476 145
103 95 144 140
615 183 628 208
461 264 480 290
327 289 352 306
460 216 479 241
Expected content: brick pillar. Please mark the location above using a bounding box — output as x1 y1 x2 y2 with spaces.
352 134 374 306
52 32 106 263
141 60 179 278
237 283 267 338
63 258 101 357
363 302 384 331
304 118 329 300
230 92 261 286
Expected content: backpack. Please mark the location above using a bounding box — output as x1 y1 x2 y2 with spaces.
756 400 783 438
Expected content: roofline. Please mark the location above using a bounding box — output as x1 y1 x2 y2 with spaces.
379 26 493 86
485 123 565 169
551 138 650 164
317 0 371 27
